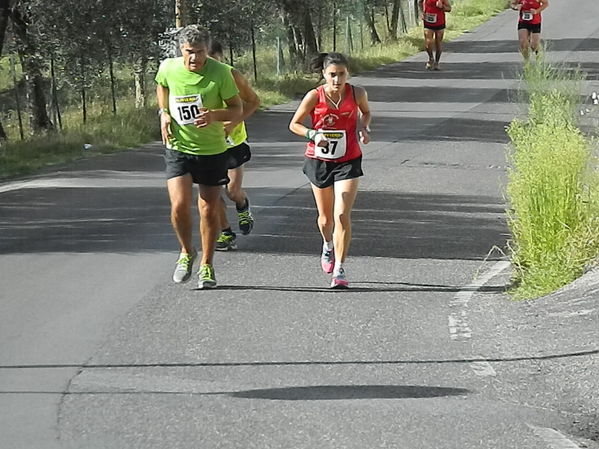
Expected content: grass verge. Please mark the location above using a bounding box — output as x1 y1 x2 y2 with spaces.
506 58 599 299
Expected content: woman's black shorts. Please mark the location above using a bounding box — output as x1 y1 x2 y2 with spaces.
164 148 229 186
225 142 252 170
518 22 541 33
424 23 446 31
303 156 363 189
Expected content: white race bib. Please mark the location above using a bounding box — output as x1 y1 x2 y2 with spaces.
424 13 438 23
313 130 347 160
521 11 533 21
170 94 203 126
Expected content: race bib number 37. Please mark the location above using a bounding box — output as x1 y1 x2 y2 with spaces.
521 11 533 20
313 130 347 160
424 13 438 23
170 94 203 126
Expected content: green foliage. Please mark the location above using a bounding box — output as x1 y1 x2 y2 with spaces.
506 62 599 299
0 101 160 178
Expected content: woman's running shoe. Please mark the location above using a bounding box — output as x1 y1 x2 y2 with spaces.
237 198 254 235
321 247 335 274
330 267 349 289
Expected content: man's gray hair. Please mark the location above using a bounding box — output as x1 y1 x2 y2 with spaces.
178 25 211 47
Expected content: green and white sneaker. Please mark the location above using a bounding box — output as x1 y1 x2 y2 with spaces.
216 232 237 251
237 198 254 235
198 264 217 289
172 249 197 283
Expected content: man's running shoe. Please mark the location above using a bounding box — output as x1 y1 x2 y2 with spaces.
321 247 335 274
433 62 441 71
172 249 197 283
216 232 237 251
426 60 433 70
331 267 349 289
237 198 254 235
198 264 217 289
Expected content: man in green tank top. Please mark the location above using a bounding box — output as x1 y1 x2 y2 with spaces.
208 42 261 251
155 25 242 289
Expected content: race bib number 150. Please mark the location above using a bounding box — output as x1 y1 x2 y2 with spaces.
170 94 203 126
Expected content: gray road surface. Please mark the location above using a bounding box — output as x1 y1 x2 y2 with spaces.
1 0 598 447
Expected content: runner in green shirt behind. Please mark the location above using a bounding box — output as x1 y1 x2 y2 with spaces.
155 24 242 289
209 41 261 252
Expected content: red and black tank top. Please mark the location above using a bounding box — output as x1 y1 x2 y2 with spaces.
423 0 446 27
305 84 362 163
517 0 542 25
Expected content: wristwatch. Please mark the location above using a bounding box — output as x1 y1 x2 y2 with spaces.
158 108 169 116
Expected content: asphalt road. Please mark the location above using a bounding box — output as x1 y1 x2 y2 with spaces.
1 0 598 447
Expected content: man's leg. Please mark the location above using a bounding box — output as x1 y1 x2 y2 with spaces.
198 184 223 266
228 166 254 235
167 174 194 254
167 174 197 283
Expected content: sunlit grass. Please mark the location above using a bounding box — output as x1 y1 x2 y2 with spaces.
506 57 599 299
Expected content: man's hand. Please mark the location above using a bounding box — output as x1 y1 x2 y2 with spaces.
160 112 173 145
224 121 238 136
194 108 213 128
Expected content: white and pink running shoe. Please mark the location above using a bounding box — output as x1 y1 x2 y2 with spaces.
321 247 335 274
330 267 349 289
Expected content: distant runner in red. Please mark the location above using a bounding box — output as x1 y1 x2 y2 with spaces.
511 0 549 61
419 0 452 70
289 52 372 289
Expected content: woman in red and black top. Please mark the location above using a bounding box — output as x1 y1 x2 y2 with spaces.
511 0 549 60
419 0 452 70
289 53 372 289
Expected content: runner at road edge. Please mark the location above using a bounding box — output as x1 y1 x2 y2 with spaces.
419 0 452 71
511 0 548 61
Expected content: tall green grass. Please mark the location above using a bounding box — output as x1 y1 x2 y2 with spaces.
506 58 599 299
0 99 160 179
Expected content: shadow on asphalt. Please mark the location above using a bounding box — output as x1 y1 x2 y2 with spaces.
444 38 599 54
0 186 507 260
230 384 470 400
209 284 506 294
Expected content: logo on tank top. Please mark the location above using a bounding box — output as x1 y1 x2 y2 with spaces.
323 113 340 127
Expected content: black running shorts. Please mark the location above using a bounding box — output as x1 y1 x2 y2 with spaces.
518 22 541 33
164 148 230 186
424 23 446 31
225 142 252 170
303 156 363 189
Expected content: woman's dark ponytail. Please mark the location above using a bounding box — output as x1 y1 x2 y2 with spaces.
310 52 349 76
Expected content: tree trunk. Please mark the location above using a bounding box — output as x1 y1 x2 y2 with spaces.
107 46 117 115
250 22 258 82
399 0 408 33
133 56 146 109
80 56 87 124
303 8 318 59
11 5 53 133
390 0 401 40
365 7 382 44
0 0 11 140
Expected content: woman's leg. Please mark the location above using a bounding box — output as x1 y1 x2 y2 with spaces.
518 28 531 60
332 178 360 264
311 184 335 243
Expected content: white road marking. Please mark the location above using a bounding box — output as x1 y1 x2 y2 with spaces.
527 424 582 448
449 261 510 377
